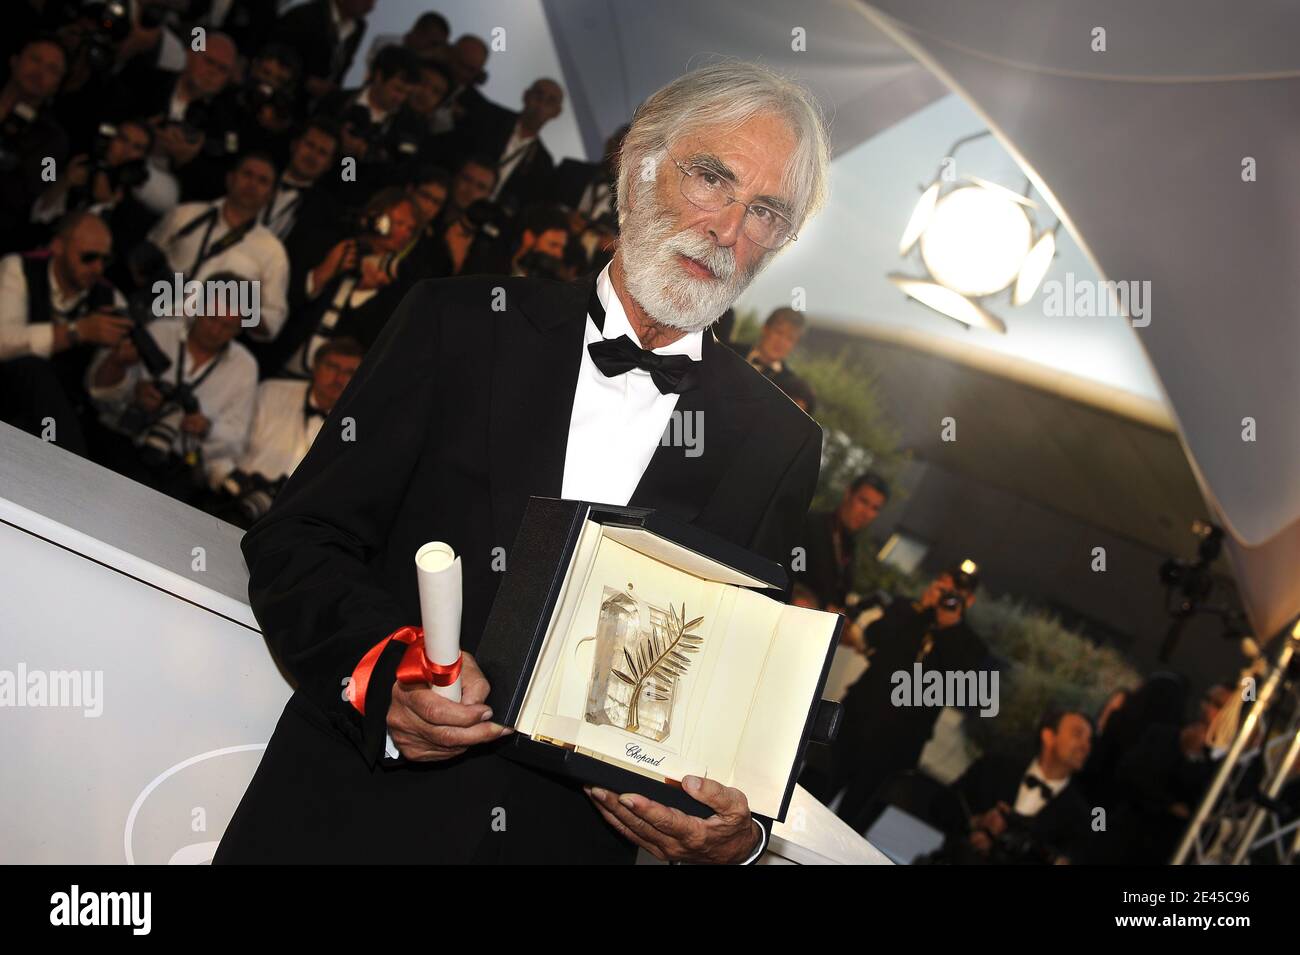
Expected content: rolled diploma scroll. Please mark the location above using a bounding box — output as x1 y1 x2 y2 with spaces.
414 541 464 702
383 541 464 759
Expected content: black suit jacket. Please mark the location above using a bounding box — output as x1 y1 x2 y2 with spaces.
216 272 823 863
274 0 366 88
954 756 1093 863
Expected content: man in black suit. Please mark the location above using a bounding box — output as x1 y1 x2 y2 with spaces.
730 307 816 412
274 0 373 106
430 79 564 218
822 562 990 829
216 61 831 864
953 709 1095 864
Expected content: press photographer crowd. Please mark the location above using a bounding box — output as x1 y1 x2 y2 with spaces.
0 1 1286 867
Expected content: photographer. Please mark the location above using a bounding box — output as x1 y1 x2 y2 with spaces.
0 35 70 254
145 151 289 340
822 561 991 831
406 155 499 279
502 202 572 279
318 44 424 196
212 336 363 528
232 41 304 163
84 268 256 500
0 211 130 456
793 472 890 623
952 709 1094 865
109 30 240 201
31 119 152 244
267 188 417 376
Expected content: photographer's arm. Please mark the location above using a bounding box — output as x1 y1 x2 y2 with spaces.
240 281 445 767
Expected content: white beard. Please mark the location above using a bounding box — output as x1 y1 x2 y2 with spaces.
619 175 767 333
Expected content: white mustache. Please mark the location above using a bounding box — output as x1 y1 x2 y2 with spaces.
664 234 736 281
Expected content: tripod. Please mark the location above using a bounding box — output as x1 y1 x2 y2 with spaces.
1172 618 1300 864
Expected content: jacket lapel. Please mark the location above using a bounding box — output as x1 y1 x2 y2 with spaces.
627 327 755 524
488 271 760 543
487 273 592 547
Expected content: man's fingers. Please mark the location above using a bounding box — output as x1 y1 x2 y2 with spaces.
388 703 508 749
397 682 491 728
589 788 681 855
586 791 668 860
681 775 747 818
459 652 491 706
616 793 697 842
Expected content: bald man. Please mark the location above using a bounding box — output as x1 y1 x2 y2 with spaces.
0 212 130 456
429 77 565 216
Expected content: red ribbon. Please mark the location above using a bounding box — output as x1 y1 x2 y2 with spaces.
348 625 461 716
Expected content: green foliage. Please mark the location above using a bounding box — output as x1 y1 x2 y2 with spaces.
793 345 906 512
962 595 1140 759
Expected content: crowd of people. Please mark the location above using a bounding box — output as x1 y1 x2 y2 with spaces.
0 1 661 523
790 470 1241 864
0 2 1240 866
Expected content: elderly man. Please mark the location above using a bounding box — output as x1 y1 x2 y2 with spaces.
217 62 830 865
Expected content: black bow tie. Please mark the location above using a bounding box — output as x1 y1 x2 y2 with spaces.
304 398 326 421
585 283 701 395
1023 775 1055 797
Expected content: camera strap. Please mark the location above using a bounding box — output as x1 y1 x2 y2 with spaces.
180 204 256 275
171 335 225 395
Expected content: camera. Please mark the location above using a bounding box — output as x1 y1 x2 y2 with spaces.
463 199 506 242
936 589 964 612
86 122 148 191
219 470 287 525
119 379 199 470
515 249 566 281
989 813 1059 865
241 81 294 129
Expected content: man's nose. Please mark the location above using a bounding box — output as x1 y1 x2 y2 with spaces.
708 201 747 247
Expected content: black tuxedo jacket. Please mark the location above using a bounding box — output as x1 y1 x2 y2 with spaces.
427 102 555 214
954 755 1093 862
274 0 367 87
216 272 822 863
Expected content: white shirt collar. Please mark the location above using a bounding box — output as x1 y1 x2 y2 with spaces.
594 262 703 361
1024 759 1070 796
358 87 388 123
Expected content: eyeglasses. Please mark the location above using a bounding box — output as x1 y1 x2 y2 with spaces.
670 154 797 250
79 251 112 266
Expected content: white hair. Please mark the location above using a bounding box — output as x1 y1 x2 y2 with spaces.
615 61 831 236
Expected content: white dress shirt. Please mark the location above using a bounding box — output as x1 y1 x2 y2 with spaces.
560 263 702 506
84 317 258 486
147 200 290 341
0 255 126 361
1014 759 1071 817
236 378 326 482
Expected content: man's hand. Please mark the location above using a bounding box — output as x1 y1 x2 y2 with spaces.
156 124 204 168
79 311 133 346
180 411 210 437
972 803 1009 837
134 380 164 413
310 239 358 292
386 651 512 761
584 775 762 864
